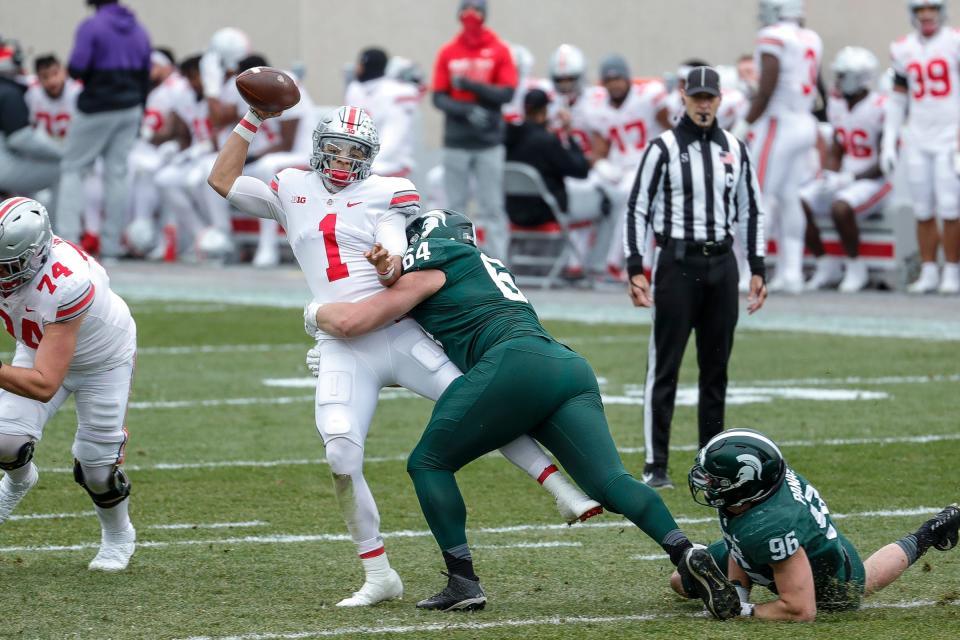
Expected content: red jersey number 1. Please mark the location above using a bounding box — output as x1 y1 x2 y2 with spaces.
319 214 350 282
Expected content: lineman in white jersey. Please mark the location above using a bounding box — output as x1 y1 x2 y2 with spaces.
587 55 671 280
208 105 600 607
884 0 960 294
801 48 891 293
739 0 823 294
0 197 137 571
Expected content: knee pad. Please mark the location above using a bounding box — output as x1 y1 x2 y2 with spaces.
73 461 131 508
0 437 35 471
324 438 364 477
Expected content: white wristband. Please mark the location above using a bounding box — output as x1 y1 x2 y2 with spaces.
377 266 396 281
233 110 263 143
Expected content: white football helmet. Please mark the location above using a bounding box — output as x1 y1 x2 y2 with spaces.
195 226 234 262
909 0 947 30
125 218 156 256
310 106 380 188
549 44 586 81
832 47 878 96
758 0 805 25
510 44 535 80
0 197 53 295
208 27 250 71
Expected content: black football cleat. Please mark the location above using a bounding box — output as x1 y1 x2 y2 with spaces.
918 504 960 551
415 572 487 612
680 546 740 620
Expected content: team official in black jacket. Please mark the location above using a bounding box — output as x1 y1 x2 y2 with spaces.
624 67 767 488
505 89 589 226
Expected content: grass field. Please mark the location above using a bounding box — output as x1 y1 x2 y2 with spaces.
2 300 958 640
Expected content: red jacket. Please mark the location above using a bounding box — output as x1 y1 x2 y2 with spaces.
432 28 517 103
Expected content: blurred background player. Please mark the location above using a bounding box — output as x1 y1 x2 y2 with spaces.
501 43 542 124
0 196 138 572
56 0 151 261
587 54 671 282
432 0 518 261
801 47 889 293
0 38 63 201
739 0 823 294
884 0 960 294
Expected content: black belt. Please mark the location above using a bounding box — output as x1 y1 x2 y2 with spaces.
656 234 733 257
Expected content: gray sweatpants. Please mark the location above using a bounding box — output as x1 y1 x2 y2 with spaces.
442 145 508 262
57 106 141 257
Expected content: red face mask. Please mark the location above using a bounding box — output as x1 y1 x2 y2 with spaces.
460 10 484 35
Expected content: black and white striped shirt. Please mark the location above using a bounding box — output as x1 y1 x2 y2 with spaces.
623 115 766 278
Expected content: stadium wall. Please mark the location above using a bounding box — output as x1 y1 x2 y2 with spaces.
8 0 905 146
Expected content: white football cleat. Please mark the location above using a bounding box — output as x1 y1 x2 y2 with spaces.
908 267 940 294
556 492 604 525
336 568 403 607
805 257 843 290
252 244 280 268
88 525 136 572
938 266 959 295
838 259 869 293
0 463 38 523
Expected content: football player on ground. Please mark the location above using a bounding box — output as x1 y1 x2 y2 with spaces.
587 55 672 282
308 210 741 617
0 197 137 571
885 0 960 294
208 104 600 607
673 428 959 621
801 47 890 293
739 0 823 294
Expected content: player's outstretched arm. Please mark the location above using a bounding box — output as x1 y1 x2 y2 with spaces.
315 270 446 338
207 108 279 197
751 548 817 621
0 316 82 402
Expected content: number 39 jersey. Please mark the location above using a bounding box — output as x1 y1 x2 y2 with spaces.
890 28 960 149
718 467 853 593
402 238 549 372
755 22 823 117
0 237 136 372
270 170 420 304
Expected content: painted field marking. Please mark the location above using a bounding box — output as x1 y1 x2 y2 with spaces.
7 510 95 522
147 521 269 531
0 506 940 555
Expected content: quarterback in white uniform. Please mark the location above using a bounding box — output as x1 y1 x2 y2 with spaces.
742 0 823 293
885 0 960 294
0 197 137 571
801 47 890 293
587 55 671 279
207 104 600 607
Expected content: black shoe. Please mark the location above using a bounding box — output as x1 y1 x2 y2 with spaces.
415 572 487 611
918 504 960 551
642 466 674 489
680 546 740 620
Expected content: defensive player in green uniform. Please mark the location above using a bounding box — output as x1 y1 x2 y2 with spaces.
673 428 960 621
309 209 741 617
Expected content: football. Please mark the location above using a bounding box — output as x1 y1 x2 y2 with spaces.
235 66 301 113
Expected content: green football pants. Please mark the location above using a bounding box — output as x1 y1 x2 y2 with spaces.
407 336 680 552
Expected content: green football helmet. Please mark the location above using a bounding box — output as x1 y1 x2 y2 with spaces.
406 209 476 246
689 428 786 509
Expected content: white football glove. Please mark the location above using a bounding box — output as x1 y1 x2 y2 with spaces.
305 344 320 377
199 51 225 99
303 301 321 339
593 158 623 185
880 142 898 178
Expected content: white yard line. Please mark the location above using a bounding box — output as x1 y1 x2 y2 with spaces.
176 598 959 640
473 541 582 550
34 432 960 475
147 521 268 530
7 510 95 522
138 343 305 356
0 506 940 555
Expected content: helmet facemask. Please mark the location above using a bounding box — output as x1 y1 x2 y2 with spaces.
0 198 53 297
688 462 774 509
309 135 374 188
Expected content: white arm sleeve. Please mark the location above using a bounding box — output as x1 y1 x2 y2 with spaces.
226 176 288 226
374 209 408 256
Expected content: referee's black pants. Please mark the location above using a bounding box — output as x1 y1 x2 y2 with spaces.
643 243 739 472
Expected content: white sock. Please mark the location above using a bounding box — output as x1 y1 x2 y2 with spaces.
921 262 940 280
95 498 132 535
943 263 960 279
2 461 36 485
361 551 391 580
540 466 569 499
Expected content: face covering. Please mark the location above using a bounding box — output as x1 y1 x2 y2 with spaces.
460 12 484 39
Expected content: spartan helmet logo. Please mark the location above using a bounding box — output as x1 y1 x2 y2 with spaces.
421 211 446 238
735 453 763 484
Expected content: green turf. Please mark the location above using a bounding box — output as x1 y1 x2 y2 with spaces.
1 302 958 639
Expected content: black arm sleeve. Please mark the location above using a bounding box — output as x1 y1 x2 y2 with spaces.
458 79 515 105
0 89 30 136
432 91 475 117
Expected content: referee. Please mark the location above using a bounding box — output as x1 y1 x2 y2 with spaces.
625 66 767 488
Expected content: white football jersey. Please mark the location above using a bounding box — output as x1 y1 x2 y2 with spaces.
269 171 420 304
0 236 136 373
890 27 960 148
172 90 214 145
827 91 886 176
586 79 668 171
755 22 823 116
25 79 81 140
344 77 422 176
548 84 607 155
143 72 190 136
